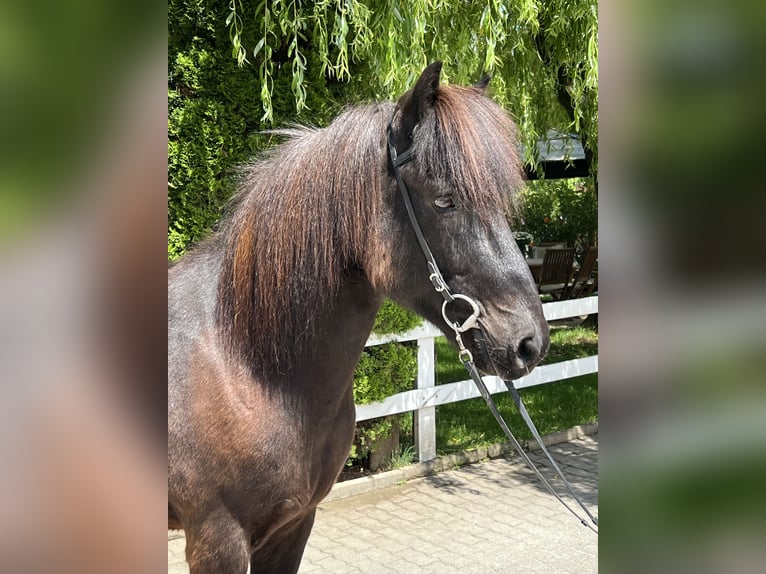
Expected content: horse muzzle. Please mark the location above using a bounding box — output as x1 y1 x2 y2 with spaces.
470 322 550 380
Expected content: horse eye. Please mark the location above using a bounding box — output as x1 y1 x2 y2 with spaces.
433 196 456 213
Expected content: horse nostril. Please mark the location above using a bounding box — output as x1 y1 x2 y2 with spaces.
517 336 540 364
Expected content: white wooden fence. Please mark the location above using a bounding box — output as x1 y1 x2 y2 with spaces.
357 296 598 462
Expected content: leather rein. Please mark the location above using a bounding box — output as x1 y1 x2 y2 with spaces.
387 117 598 533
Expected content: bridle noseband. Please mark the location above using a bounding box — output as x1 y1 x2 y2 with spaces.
387 113 598 533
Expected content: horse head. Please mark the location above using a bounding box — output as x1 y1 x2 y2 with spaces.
382 62 549 380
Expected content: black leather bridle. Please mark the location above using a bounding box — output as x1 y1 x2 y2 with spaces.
387 115 598 533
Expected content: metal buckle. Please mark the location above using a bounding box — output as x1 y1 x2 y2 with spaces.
429 272 446 292
458 347 474 364
442 294 481 333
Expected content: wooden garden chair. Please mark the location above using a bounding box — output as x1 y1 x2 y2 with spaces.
537 247 576 300
564 246 598 299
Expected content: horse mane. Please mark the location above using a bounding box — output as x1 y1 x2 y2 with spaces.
216 86 524 371
216 103 393 371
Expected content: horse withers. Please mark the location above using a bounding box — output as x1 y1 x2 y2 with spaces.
168 62 549 573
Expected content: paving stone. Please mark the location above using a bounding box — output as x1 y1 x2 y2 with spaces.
168 435 598 574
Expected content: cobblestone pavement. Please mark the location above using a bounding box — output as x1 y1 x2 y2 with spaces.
168 435 598 573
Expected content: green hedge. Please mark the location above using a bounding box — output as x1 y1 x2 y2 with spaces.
168 0 343 260
348 300 421 463
514 178 597 254
349 339 417 462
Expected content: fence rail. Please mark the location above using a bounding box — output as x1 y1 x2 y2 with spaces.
357 296 598 462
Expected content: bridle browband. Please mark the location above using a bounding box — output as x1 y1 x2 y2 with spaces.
387 114 598 533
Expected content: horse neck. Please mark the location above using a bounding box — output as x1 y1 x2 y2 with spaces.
275 278 384 390
253 274 383 404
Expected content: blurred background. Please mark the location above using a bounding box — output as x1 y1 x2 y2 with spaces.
600 1 766 572
0 0 167 571
0 0 764 572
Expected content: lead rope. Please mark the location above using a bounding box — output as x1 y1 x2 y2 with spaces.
455 332 598 533
387 119 598 534
448 320 598 534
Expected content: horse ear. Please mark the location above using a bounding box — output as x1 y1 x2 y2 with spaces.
397 61 443 140
473 73 491 93
412 61 443 113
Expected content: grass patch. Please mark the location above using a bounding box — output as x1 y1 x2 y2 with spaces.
387 445 416 470
434 325 598 455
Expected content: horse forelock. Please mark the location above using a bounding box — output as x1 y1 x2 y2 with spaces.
415 85 524 219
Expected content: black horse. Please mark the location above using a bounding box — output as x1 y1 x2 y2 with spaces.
168 62 549 573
